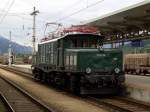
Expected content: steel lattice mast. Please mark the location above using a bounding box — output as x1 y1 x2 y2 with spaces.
30 6 39 55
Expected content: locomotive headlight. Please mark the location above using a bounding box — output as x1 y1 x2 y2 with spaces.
114 68 120 74
86 67 91 74
118 75 125 82
31 66 34 70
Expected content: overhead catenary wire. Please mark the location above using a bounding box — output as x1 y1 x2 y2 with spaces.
0 0 15 25
43 0 84 28
56 0 83 16
0 12 29 16
43 0 104 36
0 0 11 20
0 11 45 24
86 0 88 7
55 0 104 22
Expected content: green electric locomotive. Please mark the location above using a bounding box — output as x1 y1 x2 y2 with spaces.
32 26 125 94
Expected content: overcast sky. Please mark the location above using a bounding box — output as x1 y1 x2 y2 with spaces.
0 0 147 46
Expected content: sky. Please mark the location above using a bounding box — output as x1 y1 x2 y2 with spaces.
0 0 147 46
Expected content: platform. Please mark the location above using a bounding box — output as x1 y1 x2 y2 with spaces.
11 64 32 74
12 64 31 69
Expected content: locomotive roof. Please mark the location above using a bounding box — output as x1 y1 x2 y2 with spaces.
66 48 99 52
66 48 122 52
39 33 101 45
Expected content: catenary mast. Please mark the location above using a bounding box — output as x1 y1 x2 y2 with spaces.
30 6 39 55
8 31 12 66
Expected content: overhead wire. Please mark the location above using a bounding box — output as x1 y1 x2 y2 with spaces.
86 0 88 7
43 0 104 37
0 0 15 25
44 0 84 24
58 0 84 14
55 0 104 22
0 12 29 15
0 0 10 20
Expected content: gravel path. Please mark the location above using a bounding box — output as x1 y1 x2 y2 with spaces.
0 68 108 112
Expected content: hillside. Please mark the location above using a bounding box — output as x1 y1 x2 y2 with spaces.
0 36 32 54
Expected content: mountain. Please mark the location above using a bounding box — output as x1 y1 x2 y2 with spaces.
0 36 32 54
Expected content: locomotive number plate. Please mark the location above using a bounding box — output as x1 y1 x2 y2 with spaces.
96 54 106 57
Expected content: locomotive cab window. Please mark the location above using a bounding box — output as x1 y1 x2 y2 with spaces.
66 56 69 65
68 34 103 48
70 55 73 65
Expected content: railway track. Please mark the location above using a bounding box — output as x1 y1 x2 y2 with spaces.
0 66 33 79
0 92 14 112
1 66 150 112
89 96 150 112
0 69 54 112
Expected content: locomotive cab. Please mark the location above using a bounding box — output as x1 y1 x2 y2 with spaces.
62 34 124 94
65 48 124 94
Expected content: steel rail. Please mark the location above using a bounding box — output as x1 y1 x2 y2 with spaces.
89 96 150 112
0 69 55 112
0 92 15 112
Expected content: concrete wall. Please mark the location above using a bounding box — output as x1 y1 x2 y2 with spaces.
126 84 150 103
126 75 150 103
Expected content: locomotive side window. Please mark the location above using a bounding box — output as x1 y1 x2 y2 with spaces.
45 44 48 63
74 39 77 47
38 45 41 63
70 55 73 65
66 55 69 65
48 44 51 53
51 43 53 51
41 44 45 63
71 39 78 48
48 44 50 64
50 53 53 64
74 55 77 66
83 40 88 47
91 40 97 48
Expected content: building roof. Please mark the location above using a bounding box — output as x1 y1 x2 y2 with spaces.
85 1 150 34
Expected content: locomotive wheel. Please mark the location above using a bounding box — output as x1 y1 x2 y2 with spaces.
135 69 140 75
47 73 53 84
33 71 41 81
143 70 147 75
34 73 39 80
70 76 80 94
43 73 49 83
39 72 43 81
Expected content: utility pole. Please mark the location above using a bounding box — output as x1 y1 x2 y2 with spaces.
30 6 39 55
8 31 12 67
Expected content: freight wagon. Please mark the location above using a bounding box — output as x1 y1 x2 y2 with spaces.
124 53 150 74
